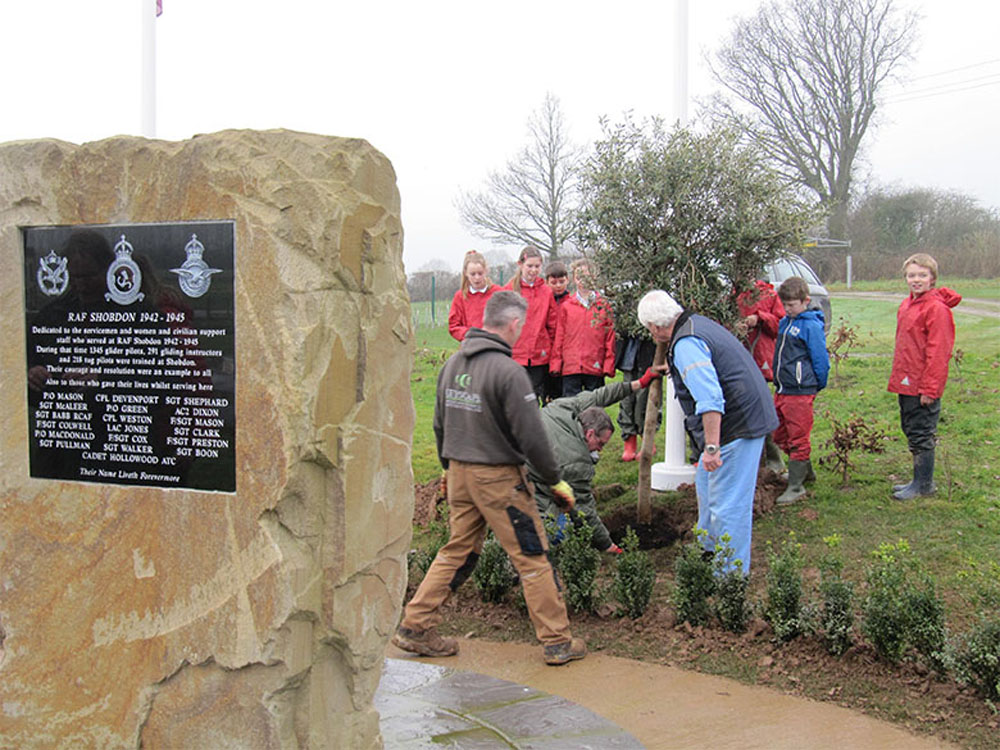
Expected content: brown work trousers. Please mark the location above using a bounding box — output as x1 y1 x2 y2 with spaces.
401 461 572 646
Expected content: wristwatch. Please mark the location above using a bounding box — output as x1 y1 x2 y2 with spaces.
704 444 720 456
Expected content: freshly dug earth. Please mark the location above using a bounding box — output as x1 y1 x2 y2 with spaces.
408 474 999 749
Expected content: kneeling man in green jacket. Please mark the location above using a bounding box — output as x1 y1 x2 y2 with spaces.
528 371 661 554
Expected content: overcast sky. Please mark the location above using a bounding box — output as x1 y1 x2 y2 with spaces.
2 1 997 274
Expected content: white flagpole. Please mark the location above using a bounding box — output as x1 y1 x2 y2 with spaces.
141 0 157 137
652 0 697 491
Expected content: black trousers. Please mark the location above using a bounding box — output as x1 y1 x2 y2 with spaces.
524 364 548 405
898 394 941 454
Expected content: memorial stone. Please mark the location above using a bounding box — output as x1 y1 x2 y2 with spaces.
0 130 413 748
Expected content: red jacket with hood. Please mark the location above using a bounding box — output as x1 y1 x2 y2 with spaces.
550 293 616 377
503 276 558 366
448 284 500 342
888 287 962 400
737 280 785 382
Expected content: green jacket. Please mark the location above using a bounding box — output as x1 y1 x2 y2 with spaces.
527 381 633 551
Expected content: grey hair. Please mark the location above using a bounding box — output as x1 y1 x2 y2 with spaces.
637 290 683 329
484 290 528 329
579 406 613 436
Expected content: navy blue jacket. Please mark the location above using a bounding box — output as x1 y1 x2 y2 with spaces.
668 312 779 450
773 309 829 395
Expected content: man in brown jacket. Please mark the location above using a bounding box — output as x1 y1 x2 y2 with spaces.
393 291 585 666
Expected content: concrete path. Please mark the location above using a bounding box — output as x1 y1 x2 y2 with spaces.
383 638 957 749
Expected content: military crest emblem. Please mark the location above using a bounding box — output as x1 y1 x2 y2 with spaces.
171 234 222 298
105 234 145 306
37 250 69 297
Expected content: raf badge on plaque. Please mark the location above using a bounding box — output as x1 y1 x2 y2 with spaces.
105 234 145 306
172 234 222 298
37 250 69 297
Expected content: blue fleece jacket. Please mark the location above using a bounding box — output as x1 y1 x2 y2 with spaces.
773 309 829 395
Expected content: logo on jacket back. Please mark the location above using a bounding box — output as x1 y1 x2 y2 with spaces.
446 371 481 412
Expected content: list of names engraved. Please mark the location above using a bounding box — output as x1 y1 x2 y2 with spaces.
23 222 236 492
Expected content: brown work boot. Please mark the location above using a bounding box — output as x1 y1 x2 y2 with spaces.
391 626 459 657
543 637 587 666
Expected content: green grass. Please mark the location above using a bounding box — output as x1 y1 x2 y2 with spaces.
409 294 1000 617
826 277 1000 299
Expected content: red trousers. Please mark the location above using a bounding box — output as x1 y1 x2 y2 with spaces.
773 393 816 461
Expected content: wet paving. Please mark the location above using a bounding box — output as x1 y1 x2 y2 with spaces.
380 638 958 749
376 657 642 748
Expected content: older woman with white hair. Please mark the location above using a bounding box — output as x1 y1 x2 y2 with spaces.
637 290 778 573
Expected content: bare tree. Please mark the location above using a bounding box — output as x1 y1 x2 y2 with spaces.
456 93 583 258
709 0 918 239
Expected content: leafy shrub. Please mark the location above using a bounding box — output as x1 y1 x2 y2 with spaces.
407 504 450 582
904 576 947 673
552 511 602 614
861 539 946 669
472 533 517 603
946 616 1000 701
764 532 808 641
613 527 656 619
713 534 751 634
672 529 716 627
818 535 854 656
861 541 911 663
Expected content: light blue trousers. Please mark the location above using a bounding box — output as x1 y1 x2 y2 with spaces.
695 436 764 574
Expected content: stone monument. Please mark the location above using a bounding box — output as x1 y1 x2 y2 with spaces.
0 130 413 748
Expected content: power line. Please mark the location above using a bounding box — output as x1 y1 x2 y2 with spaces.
885 76 1000 105
885 71 1000 102
905 57 1000 82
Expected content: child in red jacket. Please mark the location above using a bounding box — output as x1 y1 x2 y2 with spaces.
504 245 558 403
550 259 616 397
543 260 571 402
738 279 785 471
888 253 961 500
448 250 499 342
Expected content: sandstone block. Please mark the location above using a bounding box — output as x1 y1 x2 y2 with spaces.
0 130 412 748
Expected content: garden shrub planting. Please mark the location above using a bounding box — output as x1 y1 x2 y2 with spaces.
613 526 656 619
672 529 716 627
473 533 517 603
764 533 808 641
817 535 854 656
550 511 603 614
712 534 751 634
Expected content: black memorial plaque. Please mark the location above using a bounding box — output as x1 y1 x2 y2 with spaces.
22 221 236 492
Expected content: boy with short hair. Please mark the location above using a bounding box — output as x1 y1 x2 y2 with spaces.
543 261 571 401
545 261 570 305
888 253 961 499
772 276 829 505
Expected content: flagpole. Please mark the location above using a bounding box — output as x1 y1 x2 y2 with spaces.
651 0 697 492
141 0 157 137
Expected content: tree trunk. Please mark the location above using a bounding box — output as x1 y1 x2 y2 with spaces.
637 342 667 524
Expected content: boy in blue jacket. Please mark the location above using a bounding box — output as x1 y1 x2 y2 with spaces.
772 277 829 505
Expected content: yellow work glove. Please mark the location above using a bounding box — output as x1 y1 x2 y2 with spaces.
550 480 576 511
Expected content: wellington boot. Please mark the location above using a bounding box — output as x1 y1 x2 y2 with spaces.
763 436 785 473
621 435 638 462
777 460 809 506
893 450 936 500
803 459 816 485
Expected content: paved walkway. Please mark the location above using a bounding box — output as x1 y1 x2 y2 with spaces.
380 638 958 749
